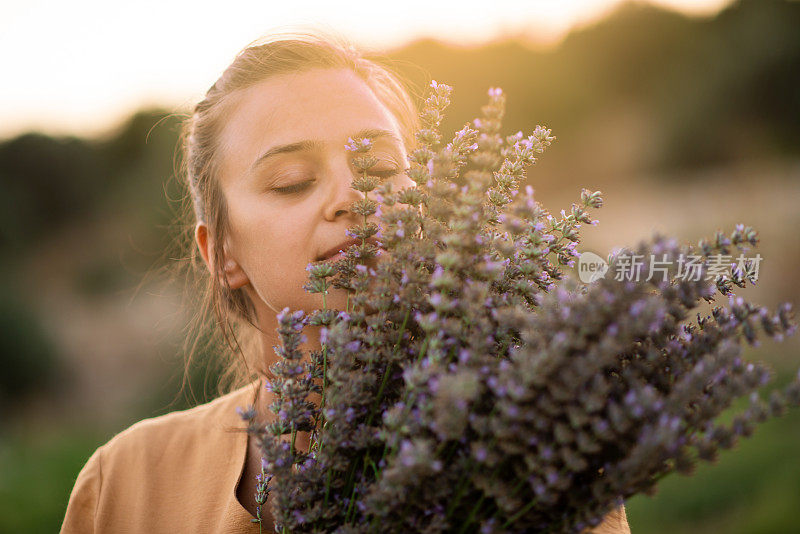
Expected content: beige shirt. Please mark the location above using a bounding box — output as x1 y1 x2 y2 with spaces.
61 378 630 533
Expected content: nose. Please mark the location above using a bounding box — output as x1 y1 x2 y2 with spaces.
322 154 368 222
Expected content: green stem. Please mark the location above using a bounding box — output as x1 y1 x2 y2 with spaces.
366 307 410 427
367 362 392 427
458 494 486 534
502 494 538 529
418 336 429 362
323 469 332 508
444 470 471 520
365 454 379 477
322 343 328 408
345 452 372 524
342 454 367 524
394 308 411 355
485 471 532 528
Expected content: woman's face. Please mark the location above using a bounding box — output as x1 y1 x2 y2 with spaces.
197 67 414 325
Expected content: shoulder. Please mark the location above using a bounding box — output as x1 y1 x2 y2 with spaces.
588 505 632 534
61 444 104 533
103 380 260 453
91 379 261 473
61 379 261 533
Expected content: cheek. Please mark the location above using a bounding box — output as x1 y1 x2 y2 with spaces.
228 196 314 276
249 216 310 271
241 216 319 310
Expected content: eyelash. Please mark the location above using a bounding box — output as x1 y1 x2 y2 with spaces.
372 168 404 179
273 179 315 195
271 168 405 195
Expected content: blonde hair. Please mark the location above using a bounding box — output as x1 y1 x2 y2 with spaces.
171 27 422 402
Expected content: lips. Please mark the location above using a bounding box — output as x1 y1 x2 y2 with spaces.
315 236 382 262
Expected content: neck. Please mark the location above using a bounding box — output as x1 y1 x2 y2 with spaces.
251 320 325 455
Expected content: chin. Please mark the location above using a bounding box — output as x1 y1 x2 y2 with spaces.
291 287 350 314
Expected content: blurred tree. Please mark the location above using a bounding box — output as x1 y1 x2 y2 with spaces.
0 286 60 412
389 0 800 175
0 134 107 254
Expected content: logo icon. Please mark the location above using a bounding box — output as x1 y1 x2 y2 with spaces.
577 251 609 283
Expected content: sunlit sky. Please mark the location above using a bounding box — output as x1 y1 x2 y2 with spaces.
0 0 731 139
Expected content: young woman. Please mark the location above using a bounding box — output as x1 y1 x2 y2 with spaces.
60 29 631 533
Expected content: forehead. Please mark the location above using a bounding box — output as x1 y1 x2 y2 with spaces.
217 67 404 184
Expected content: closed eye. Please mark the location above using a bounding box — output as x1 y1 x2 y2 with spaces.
372 167 405 179
272 167 405 195
272 179 316 195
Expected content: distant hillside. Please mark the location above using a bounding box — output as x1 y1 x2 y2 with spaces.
386 0 800 168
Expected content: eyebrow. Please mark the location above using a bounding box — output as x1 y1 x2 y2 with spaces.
248 127 403 175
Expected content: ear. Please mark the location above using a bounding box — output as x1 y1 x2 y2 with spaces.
195 221 250 290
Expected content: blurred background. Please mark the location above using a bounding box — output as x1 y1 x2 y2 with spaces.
1 0 798 531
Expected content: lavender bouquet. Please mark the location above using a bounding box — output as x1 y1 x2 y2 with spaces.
238 81 799 533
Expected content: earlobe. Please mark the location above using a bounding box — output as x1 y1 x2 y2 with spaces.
222 255 250 290
195 221 250 290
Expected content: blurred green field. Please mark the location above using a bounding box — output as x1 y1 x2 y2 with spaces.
626 368 800 534
0 424 108 533
0 357 220 534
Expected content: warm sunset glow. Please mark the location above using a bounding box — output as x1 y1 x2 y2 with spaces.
0 0 732 139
